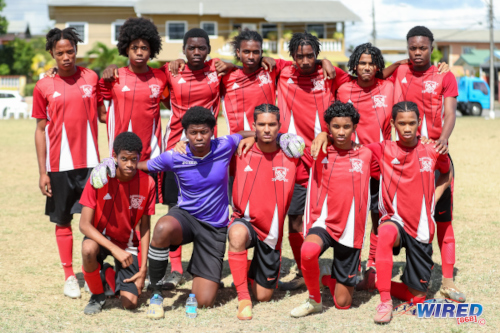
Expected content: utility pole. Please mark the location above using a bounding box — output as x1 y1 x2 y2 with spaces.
489 0 496 119
372 0 376 46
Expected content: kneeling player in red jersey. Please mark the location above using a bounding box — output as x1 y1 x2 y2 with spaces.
367 102 452 324
79 132 155 314
290 101 377 317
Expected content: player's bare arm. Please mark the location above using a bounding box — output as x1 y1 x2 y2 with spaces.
102 64 119 82
381 59 449 79
435 168 453 203
319 59 336 80
435 97 457 154
123 214 150 294
35 118 51 197
97 104 107 123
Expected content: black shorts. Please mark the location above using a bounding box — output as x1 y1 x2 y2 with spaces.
288 184 306 216
230 219 281 289
434 155 454 223
150 172 160 204
162 171 179 206
168 207 227 283
369 178 380 215
45 168 92 224
390 222 433 293
308 227 361 287
83 237 140 296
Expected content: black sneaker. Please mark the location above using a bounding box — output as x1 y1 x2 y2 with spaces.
84 294 106 315
162 271 186 290
279 272 305 291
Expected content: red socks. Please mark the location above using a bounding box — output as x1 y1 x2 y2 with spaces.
367 231 378 268
375 224 398 303
83 264 104 295
289 232 304 270
301 242 322 302
437 221 455 279
391 282 425 303
105 267 116 293
55 225 75 280
229 250 250 301
170 246 183 274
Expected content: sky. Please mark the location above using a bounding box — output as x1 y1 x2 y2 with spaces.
1 0 499 46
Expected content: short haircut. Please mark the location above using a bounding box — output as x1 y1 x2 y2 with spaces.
392 101 420 120
113 131 143 156
347 43 385 78
253 103 280 122
45 27 83 51
231 29 263 60
288 31 321 58
406 26 434 44
181 106 216 130
117 17 163 59
324 100 360 125
183 28 210 48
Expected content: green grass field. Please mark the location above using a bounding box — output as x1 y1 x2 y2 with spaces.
0 116 499 332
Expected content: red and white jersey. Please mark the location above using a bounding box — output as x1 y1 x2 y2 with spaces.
162 59 222 150
221 60 291 134
230 145 308 250
80 170 156 253
32 67 102 172
304 146 378 249
100 67 167 162
367 140 450 243
336 78 394 144
277 65 350 147
390 64 458 140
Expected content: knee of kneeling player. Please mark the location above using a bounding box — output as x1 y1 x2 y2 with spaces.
81 242 99 263
301 242 321 262
228 226 248 250
196 296 216 308
121 296 138 310
254 290 273 302
334 295 352 309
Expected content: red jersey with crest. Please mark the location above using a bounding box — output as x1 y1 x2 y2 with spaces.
304 146 378 249
100 67 167 161
390 64 458 140
32 67 103 172
367 140 450 243
336 78 394 144
162 59 222 150
276 65 350 147
230 145 308 250
221 60 291 134
79 171 156 253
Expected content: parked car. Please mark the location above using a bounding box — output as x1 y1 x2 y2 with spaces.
0 90 29 119
457 77 490 116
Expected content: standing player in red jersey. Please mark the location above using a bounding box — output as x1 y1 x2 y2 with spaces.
290 101 377 317
390 26 463 302
79 132 155 315
33 27 104 299
367 102 452 324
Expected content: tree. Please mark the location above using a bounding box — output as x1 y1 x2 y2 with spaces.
431 48 443 65
0 0 8 35
85 42 128 73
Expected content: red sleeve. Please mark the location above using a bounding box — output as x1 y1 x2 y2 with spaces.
274 59 293 75
79 179 98 209
98 78 114 101
436 153 450 174
95 82 104 107
370 153 380 180
295 158 310 188
365 142 384 163
146 178 156 216
333 67 350 90
386 66 398 83
442 72 458 98
160 63 169 75
32 84 48 119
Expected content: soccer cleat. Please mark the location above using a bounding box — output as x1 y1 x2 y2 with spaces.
237 300 253 320
279 272 305 291
161 271 186 290
373 300 393 324
147 294 165 319
440 286 466 303
64 276 81 299
84 294 106 315
319 265 332 288
290 298 323 318
355 267 377 292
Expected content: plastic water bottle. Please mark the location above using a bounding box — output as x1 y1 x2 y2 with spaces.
186 293 198 318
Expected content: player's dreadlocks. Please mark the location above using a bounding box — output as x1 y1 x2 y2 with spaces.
324 100 360 125
392 101 420 120
183 28 210 48
347 43 385 79
117 17 163 59
406 26 434 44
45 27 83 51
181 106 216 130
254 103 280 122
113 132 143 156
231 29 263 60
288 31 321 58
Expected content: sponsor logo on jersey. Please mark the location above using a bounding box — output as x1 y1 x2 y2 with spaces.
321 157 328 164
232 82 240 89
53 91 61 98
391 158 400 165
80 85 93 98
149 84 160 98
419 157 433 172
372 95 387 108
103 193 112 200
258 72 272 87
122 85 131 92
178 77 186 84
182 161 198 165
349 158 364 173
401 77 407 84
311 78 325 92
347 99 353 104
422 81 439 95
272 166 289 182
130 195 146 210
205 71 219 84
244 165 253 172
287 78 295 84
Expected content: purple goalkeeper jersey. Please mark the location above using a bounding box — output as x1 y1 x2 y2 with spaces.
147 134 242 227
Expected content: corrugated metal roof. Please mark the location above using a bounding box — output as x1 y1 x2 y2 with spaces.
454 49 490 67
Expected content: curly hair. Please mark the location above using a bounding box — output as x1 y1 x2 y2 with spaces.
113 131 143 155
181 106 216 130
231 29 263 60
288 31 321 58
45 27 83 51
406 25 434 44
347 43 385 78
183 28 210 48
392 101 420 120
253 103 280 122
116 17 163 59
324 101 360 125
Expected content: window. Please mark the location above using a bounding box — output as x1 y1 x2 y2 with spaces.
462 46 475 54
261 24 278 39
201 21 217 37
66 22 88 44
306 24 325 39
166 21 187 41
242 23 257 31
111 20 125 44
473 81 489 95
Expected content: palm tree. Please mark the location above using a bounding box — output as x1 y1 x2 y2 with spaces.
84 42 128 73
